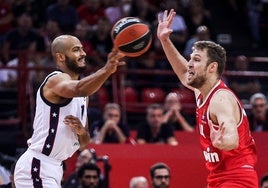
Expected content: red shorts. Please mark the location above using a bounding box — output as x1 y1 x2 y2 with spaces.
207 167 258 188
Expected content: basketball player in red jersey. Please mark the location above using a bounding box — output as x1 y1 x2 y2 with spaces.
157 9 258 188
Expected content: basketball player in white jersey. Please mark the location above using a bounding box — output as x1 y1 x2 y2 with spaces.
14 35 125 187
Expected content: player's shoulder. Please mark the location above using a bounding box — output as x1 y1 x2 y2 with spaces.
211 89 237 105
47 71 71 83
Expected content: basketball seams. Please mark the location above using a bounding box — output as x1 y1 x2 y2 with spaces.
119 37 152 57
118 31 151 48
111 17 152 57
112 21 141 39
111 17 141 39
113 23 149 46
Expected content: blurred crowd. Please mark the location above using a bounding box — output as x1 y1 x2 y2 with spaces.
1 0 268 102
0 0 267 65
0 0 268 187
0 0 268 137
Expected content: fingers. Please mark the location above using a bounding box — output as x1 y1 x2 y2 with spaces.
219 122 225 135
158 12 162 23
107 48 126 68
63 115 80 127
158 9 176 24
166 9 176 28
109 48 125 62
163 10 168 21
167 9 175 20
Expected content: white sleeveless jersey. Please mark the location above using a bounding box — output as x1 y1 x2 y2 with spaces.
28 71 88 161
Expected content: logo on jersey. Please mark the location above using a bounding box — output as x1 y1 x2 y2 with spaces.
73 142 80 147
199 124 206 138
201 113 206 123
203 147 219 163
199 112 206 138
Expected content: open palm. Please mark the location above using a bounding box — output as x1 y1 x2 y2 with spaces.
157 9 176 41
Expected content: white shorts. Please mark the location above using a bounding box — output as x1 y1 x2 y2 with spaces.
14 149 63 188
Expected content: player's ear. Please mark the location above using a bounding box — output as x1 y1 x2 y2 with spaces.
55 52 65 63
209 62 218 73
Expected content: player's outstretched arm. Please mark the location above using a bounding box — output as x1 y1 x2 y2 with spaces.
157 9 189 88
47 49 125 99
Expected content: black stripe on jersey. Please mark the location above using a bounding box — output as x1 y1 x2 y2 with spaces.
40 71 72 107
42 106 59 156
31 157 43 188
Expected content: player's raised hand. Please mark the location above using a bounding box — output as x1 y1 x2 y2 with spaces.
157 9 176 41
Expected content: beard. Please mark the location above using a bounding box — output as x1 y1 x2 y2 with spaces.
65 55 87 74
188 66 207 88
188 74 206 88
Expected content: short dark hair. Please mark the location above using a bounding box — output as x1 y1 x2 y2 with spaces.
77 163 101 179
193 41 226 78
146 103 164 114
150 162 170 178
261 173 268 186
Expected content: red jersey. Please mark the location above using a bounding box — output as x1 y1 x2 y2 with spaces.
196 80 257 187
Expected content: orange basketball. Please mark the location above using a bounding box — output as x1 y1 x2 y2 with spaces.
111 17 152 57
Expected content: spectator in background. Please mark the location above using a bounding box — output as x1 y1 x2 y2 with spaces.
104 0 122 25
12 0 47 29
0 55 37 88
248 93 268 131
0 0 13 50
0 12 46 88
183 25 211 58
127 50 166 90
247 0 263 48
2 12 45 63
163 92 195 132
0 161 16 188
74 22 95 68
89 17 113 68
155 0 188 52
76 0 105 31
147 0 162 12
129 176 149 188
136 103 178 146
130 0 156 25
184 0 213 38
64 149 94 188
149 162 171 188
90 103 130 144
41 19 62 53
260 173 268 188
46 0 79 34
104 0 131 25
0 164 10 187
77 163 103 188
30 19 62 92
228 55 261 102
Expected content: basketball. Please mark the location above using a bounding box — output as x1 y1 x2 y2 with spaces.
111 17 152 57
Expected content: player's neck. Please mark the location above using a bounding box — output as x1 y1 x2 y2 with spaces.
199 78 220 101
